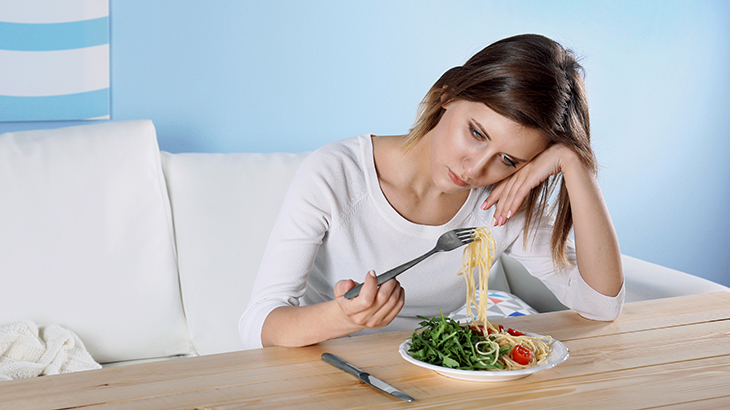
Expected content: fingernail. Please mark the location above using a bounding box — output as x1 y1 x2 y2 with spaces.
481 201 488 210
369 270 376 277
506 210 512 219
497 216 504 226
491 217 497 227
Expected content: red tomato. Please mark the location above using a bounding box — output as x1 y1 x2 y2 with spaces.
511 345 533 365
507 328 525 337
498 325 504 332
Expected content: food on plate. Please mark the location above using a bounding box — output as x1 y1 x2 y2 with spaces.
408 226 553 371
408 312 552 371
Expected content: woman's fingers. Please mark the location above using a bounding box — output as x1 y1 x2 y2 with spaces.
336 271 405 328
486 171 522 227
367 283 405 328
484 144 567 226
364 275 403 326
496 167 531 225
334 279 357 298
358 274 403 327
354 270 379 305
481 179 506 211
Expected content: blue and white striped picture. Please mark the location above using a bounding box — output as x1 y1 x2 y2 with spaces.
0 0 110 122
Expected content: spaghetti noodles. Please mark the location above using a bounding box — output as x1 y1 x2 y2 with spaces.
457 226 553 370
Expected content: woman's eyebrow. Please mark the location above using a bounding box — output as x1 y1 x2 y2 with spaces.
473 119 527 163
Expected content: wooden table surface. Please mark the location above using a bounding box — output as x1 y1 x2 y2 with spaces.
2 292 729 409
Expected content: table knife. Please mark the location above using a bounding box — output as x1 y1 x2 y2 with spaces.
321 352 414 403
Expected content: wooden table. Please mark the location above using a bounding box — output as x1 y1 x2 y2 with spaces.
2 292 729 409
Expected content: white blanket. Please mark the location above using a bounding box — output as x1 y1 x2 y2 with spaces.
0 321 101 381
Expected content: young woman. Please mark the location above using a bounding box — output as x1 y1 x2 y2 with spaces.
239 34 624 349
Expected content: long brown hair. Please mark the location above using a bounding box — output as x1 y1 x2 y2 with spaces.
404 34 595 267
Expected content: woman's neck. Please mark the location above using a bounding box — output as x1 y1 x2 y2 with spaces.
372 134 469 226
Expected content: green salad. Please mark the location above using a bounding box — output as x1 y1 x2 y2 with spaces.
408 311 512 370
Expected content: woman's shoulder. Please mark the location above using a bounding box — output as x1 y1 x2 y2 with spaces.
297 134 370 178
284 135 373 227
308 134 366 160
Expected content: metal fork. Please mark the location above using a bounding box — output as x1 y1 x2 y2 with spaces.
344 227 477 299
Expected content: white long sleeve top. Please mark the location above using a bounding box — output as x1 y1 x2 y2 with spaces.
239 134 624 349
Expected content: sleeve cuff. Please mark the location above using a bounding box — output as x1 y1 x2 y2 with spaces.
239 301 288 350
568 270 625 321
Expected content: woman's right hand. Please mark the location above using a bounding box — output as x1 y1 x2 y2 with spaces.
334 270 405 329
261 270 405 347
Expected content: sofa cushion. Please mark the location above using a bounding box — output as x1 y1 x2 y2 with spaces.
448 290 538 322
160 151 309 355
0 120 193 364
622 254 730 302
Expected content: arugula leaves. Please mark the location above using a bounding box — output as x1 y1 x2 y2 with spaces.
408 311 510 371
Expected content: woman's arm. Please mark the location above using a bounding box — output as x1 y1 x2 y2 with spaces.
261 271 405 347
244 138 408 348
482 144 623 297
559 149 623 296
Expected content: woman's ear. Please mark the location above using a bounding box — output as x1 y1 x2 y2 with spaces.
439 86 452 108
440 95 453 109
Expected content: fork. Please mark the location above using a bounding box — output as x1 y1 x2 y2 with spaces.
344 227 477 300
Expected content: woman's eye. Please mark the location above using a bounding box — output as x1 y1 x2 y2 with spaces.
470 127 486 141
501 155 517 168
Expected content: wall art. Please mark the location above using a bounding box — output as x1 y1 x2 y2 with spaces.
0 0 109 122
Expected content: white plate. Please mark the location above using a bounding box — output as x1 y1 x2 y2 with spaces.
398 332 569 381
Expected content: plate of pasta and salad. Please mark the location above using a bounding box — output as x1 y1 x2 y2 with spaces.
399 226 569 381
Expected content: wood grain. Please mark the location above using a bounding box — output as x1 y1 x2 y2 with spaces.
0 292 728 409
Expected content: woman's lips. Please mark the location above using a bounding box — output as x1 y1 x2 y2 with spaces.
448 169 469 187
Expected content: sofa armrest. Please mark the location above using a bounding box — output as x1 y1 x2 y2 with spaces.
500 254 569 313
500 253 729 310
622 254 730 302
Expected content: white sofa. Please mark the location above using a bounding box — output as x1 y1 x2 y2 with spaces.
1 120 727 367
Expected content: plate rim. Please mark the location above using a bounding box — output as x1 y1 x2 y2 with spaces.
398 331 569 380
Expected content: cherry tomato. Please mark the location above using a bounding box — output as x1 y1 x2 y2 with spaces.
498 324 504 332
507 328 525 337
468 324 484 336
511 345 533 365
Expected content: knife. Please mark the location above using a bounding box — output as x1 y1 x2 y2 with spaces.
321 352 414 403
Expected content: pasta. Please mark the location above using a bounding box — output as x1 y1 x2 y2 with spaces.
457 227 496 331
457 226 553 370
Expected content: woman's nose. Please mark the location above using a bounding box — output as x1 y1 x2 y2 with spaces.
463 151 491 179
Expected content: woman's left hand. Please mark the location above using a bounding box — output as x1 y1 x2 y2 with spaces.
482 142 623 299
481 143 581 226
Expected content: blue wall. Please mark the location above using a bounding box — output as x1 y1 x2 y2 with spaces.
2 0 729 287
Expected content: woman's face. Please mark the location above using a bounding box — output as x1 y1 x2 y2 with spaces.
429 100 549 193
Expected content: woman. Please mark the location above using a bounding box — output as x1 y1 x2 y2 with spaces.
239 34 624 349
